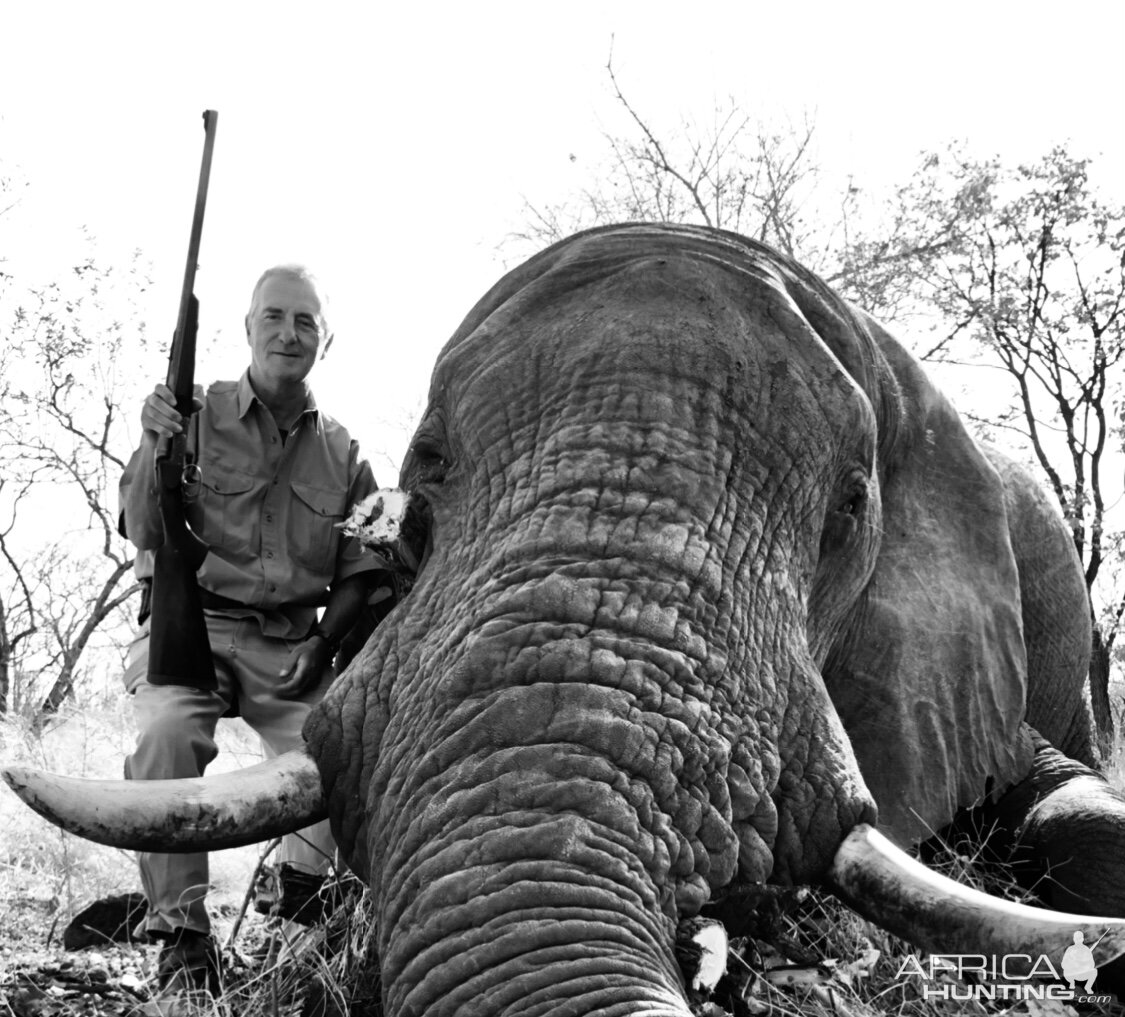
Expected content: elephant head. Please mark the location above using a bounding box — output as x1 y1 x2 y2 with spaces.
8 223 1125 1015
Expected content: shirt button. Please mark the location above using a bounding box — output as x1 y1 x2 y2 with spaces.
268 583 276 592
271 436 278 444
266 551 274 559
266 514 273 523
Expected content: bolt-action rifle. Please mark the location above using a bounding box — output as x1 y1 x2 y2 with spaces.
147 110 219 689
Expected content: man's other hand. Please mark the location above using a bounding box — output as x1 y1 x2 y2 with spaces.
276 635 333 699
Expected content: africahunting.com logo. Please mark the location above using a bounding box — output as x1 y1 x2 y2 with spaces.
896 931 1114 1004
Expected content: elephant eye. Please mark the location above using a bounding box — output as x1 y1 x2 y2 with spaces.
838 478 868 518
820 477 868 559
408 436 449 486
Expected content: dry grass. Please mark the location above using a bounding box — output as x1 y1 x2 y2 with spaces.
222 882 381 1017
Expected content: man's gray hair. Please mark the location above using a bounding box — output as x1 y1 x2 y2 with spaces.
247 264 332 338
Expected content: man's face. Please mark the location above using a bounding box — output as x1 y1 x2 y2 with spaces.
246 274 328 389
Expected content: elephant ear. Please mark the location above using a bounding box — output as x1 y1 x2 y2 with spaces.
815 304 1034 845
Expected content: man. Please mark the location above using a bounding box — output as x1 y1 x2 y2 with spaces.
119 265 385 1001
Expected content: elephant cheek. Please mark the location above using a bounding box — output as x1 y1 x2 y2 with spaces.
726 757 779 882
302 643 390 879
743 656 878 885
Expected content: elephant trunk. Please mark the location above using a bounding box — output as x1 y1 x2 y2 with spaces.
371 736 696 1016
346 500 758 1014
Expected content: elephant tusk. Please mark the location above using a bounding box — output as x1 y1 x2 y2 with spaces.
1 749 326 853
830 823 1125 968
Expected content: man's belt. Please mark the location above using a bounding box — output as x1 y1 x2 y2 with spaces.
138 577 248 622
197 587 250 611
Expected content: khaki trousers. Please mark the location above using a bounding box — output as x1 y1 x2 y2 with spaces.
124 611 334 936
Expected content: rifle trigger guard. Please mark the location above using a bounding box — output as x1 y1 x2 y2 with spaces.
182 462 202 496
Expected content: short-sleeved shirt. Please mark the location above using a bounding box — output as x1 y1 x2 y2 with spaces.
121 372 381 639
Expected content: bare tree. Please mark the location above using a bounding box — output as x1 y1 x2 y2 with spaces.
0 244 151 722
841 145 1125 752
510 48 836 269
509 50 959 294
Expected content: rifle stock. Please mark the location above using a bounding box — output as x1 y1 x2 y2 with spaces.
148 111 219 690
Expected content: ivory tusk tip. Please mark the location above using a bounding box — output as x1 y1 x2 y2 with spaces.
3 766 34 794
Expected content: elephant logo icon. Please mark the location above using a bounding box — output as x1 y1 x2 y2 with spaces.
1061 931 1097 993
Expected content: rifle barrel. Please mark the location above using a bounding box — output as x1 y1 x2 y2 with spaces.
167 110 218 416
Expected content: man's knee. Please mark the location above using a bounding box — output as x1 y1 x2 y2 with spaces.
128 687 221 779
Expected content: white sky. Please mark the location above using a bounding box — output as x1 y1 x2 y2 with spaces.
3 0 1123 480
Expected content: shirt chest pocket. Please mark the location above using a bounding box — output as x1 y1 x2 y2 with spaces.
289 480 347 573
195 465 258 553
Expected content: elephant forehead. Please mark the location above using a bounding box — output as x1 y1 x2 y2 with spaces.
437 248 872 456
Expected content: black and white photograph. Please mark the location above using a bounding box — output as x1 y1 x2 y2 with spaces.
1 3 1123 1015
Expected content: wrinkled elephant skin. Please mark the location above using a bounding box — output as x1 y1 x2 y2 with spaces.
298 224 1122 1015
